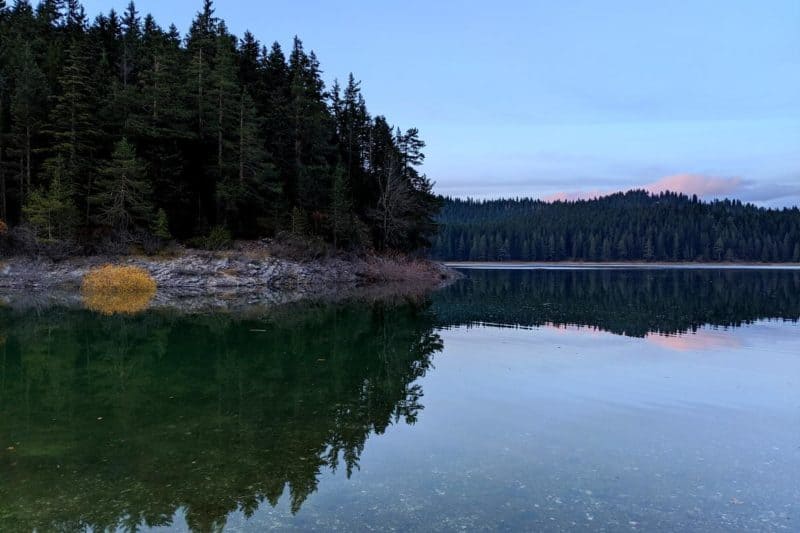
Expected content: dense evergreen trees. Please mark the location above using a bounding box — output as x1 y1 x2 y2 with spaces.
432 191 800 262
0 0 438 253
3 1 796 262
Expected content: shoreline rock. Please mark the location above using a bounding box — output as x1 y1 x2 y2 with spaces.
0 247 460 313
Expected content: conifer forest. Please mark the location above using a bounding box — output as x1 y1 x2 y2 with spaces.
1 1 798 262
0 0 439 254
431 192 800 262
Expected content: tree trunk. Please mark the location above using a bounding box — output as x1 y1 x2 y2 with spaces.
122 45 128 89
18 154 24 215
70 89 77 166
0 144 5 221
25 125 31 194
382 171 390 250
153 57 159 120
239 93 244 185
0 91 5 221
217 90 223 176
197 49 203 132
347 127 353 182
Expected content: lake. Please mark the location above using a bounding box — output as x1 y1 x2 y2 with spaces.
1 268 799 531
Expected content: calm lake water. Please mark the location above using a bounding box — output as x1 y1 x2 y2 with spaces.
1 268 799 532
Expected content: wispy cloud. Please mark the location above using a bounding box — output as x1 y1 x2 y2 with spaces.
541 173 800 205
643 174 744 197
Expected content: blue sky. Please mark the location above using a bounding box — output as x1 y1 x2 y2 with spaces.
82 0 800 206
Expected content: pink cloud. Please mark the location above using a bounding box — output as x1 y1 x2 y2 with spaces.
643 174 744 197
542 173 746 203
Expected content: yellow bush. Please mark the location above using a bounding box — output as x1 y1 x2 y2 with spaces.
0 219 7 235
81 265 157 315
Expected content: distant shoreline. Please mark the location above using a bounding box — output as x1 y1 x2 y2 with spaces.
443 261 800 270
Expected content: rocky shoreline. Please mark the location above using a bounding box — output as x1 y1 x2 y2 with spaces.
0 247 459 313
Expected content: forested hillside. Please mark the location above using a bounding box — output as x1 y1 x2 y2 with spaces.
0 0 438 255
432 191 800 262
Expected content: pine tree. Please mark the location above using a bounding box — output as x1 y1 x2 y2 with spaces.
151 207 171 239
120 1 140 88
90 138 152 234
260 41 291 215
218 89 276 234
63 0 86 34
186 0 217 133
330 166 352 248
24 156 78 242
44 38 99 221
237 30 260 88
10 44 48 207
35 0 62 29
132 20 190 235
333 74 370 208
111 0 141 132
0 24 9 221
288 37 333 216
0 79 6 222
209 28 238 187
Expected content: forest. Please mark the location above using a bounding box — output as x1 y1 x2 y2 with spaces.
432 191 800 262
0 0 439 255
2 2 798 264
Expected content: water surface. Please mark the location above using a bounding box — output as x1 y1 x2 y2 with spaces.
1 268 798 531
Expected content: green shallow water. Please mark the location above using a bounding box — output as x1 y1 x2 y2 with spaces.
1 269 799 531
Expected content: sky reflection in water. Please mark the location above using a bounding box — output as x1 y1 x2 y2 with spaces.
0 268 798 531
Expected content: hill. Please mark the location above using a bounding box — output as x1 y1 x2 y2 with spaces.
431 191 800 262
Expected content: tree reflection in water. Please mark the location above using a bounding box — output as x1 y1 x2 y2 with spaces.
1 269 798 531
434 269 800 336
0 299 442 531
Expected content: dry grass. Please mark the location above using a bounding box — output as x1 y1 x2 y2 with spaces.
0 219 7 236
82 264 157 293
81 265 157 315
362 255 447 283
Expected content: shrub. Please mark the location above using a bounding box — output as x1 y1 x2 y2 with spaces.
0 224 80 259
0 219 8 256
82 264 157 294
204 225 232 250
151 209 172 240
1 225 37 256
81 265 157 315
269 231 332 261
291 207 308 236
188 225 232 251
